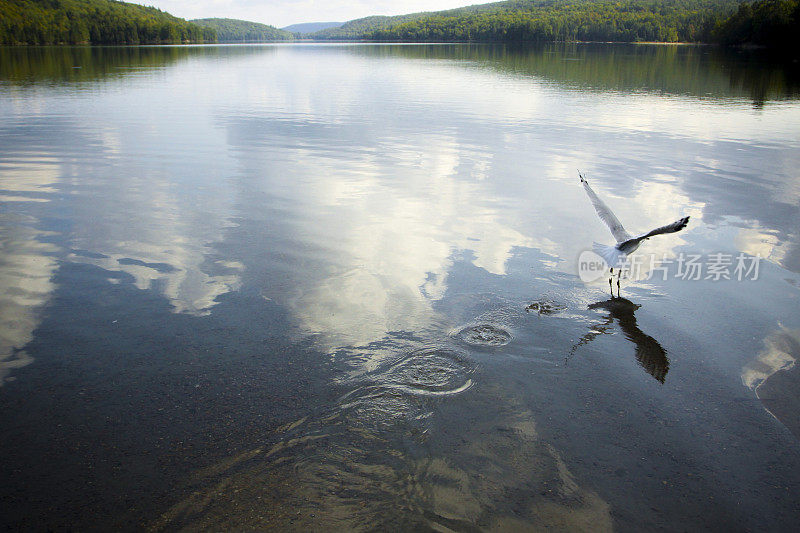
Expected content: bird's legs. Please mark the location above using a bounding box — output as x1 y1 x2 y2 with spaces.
609 267 622 298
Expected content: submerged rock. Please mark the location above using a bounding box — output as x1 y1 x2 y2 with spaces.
526 298 567 316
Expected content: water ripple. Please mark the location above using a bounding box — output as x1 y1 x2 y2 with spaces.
452 323 513 347
380 346 476 397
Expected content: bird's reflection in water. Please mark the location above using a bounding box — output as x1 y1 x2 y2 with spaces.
570 296 669 383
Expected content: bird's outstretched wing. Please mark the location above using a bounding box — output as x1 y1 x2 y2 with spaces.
635 216 690 240
580 174 631 243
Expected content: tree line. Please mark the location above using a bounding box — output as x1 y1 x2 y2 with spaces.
311 0 798 49
189 18 293 41
0 0 216 44
1 0 796 48
361 0 743 43
309 14 437 40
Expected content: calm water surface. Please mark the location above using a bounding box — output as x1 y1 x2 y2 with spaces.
1 44 800 531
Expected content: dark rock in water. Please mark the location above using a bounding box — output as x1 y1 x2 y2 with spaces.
526 299 567 315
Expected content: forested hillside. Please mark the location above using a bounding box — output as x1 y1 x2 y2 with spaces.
309 14 438 40
190 18 293 41
713 0 799 47
312 0 744 43
0 0 215 44
2 0 795 48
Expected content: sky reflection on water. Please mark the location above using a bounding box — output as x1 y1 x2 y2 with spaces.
1 43 800 530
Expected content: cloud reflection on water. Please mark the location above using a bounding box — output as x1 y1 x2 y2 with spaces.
60 111 242 316
742 327 800 440
214 45 742 363
0 156 62 385
0 225 57 385
224 110 536 367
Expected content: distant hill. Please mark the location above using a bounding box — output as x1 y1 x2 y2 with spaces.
309 0 745 43
0 0 216 44
282 22 343 34
308 14 432 39
190 18 293 41
307 1 528 39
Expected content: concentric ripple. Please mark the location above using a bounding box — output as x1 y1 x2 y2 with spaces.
382 347 475 396
453 324 513 347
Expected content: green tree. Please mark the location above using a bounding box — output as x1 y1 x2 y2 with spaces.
0 0 217 44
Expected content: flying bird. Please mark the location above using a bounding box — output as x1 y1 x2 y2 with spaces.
579 172 689 289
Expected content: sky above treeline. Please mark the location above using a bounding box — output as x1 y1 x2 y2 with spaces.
142 0 477 28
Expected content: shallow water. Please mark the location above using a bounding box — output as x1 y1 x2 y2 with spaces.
1 43 800 531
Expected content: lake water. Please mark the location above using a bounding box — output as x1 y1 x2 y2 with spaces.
1 43 800 531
